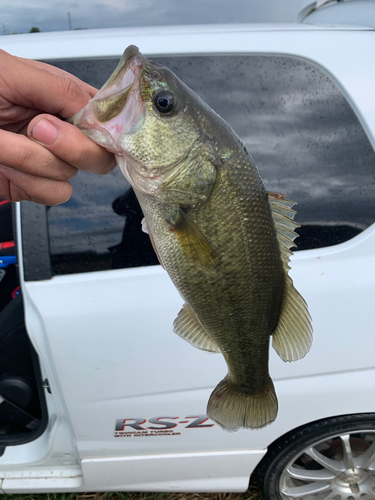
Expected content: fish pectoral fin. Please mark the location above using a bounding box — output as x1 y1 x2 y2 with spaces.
268 191 313 362
174 208 220 269
173 303 221 353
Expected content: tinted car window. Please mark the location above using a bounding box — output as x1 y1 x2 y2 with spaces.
47 55 375 275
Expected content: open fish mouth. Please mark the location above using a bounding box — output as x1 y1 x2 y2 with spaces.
72 45 146 155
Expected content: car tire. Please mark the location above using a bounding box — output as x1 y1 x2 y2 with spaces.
253 413 375 500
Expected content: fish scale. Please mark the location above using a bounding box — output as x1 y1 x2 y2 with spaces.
72 45 313 431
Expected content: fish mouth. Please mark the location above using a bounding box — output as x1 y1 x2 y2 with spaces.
72 45 146 154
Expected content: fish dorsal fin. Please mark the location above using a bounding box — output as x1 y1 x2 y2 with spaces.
268 191 299 262
268 192 313 362
173 303 221 353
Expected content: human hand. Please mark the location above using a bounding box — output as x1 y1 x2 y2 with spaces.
0 49 117 205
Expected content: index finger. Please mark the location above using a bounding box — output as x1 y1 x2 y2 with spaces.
19 57 98 99
0 49 93 117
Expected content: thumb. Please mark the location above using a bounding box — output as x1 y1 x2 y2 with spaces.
0 49 93 117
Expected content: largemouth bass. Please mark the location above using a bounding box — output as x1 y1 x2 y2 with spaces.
72 45 312 431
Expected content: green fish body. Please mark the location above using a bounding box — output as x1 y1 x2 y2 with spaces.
72 45 312 431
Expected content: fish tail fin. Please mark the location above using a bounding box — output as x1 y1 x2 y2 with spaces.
207 375 278 431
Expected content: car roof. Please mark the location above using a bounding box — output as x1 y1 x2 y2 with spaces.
1 23 372 60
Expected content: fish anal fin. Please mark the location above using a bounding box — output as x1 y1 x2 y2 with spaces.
173 208 220 269
173 303 221 353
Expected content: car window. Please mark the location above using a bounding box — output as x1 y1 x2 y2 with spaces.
47 55 375 275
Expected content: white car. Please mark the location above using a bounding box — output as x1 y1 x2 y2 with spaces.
1 2 375 498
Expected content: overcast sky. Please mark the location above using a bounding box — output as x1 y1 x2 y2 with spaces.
1 0 302 35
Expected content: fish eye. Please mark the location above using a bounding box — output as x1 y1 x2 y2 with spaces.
155 91 175 114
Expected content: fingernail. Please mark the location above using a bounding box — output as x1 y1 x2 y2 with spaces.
31 119 58 145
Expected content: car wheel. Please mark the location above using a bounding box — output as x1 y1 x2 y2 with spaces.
254 413 375 500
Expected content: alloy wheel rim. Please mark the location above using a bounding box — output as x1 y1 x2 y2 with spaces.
279 430 375 499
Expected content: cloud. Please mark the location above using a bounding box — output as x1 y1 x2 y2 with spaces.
1 0 301 34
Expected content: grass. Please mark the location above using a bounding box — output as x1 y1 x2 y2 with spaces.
0 486 264 500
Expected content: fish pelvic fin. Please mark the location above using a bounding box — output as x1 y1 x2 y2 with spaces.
207 375 278 431
173 303 221 353
268 192 313 362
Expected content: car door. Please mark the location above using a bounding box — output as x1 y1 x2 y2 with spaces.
2 25 375 492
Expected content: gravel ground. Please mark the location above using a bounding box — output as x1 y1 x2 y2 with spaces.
0 487 264 500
